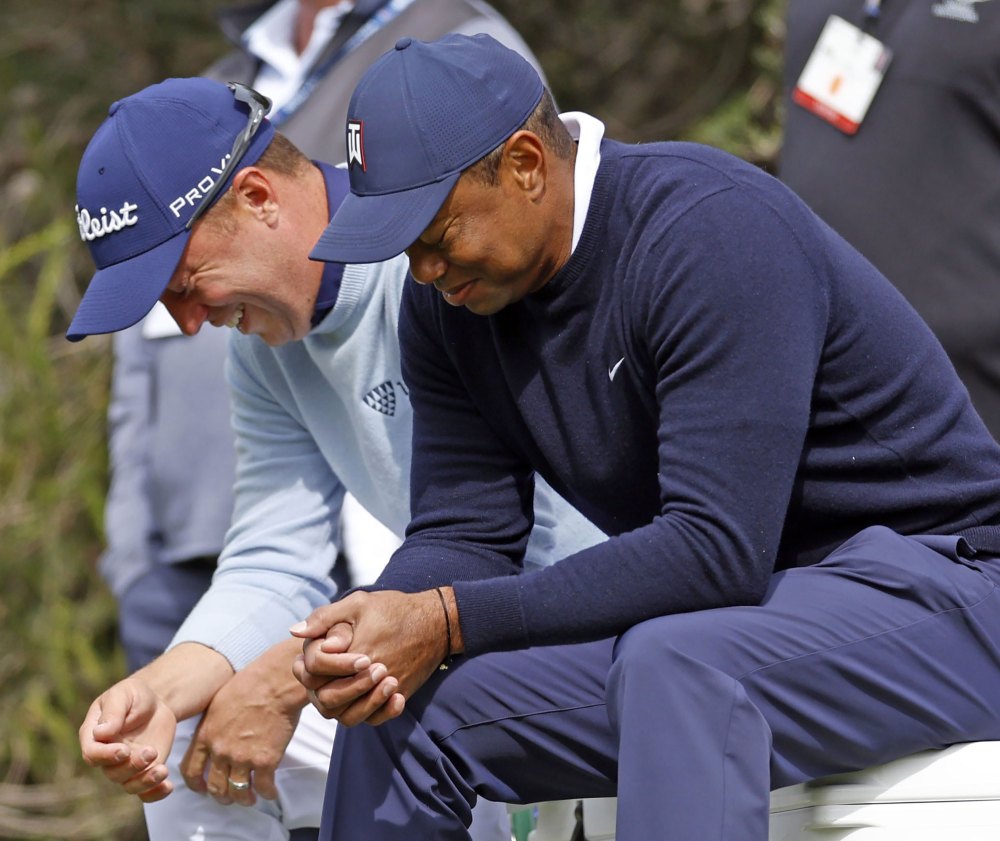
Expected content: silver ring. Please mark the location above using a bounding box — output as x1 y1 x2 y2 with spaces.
227 778 251 791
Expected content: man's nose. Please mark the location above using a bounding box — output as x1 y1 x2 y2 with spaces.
406 244 447 286
160 297 209 335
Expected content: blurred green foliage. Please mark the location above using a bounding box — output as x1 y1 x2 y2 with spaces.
1 3 225 837
0 0 786 837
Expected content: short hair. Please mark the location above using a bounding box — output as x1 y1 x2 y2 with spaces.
465 89 574 187
204 132 311 227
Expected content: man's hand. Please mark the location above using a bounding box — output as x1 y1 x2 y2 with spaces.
291 587 460 727
78 677 178 802
180 638 307 806
78 642 235 803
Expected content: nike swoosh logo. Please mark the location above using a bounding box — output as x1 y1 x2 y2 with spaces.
608 357 625 382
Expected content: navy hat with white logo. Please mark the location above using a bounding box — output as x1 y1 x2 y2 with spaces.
310 33 544 265
67 77 275 341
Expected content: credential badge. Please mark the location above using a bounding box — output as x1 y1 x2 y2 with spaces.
347 120 366 172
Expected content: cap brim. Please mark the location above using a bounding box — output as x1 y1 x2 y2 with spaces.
309 173 460 265
67 230 191 341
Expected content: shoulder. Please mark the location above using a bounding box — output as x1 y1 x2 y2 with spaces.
600 140 814 246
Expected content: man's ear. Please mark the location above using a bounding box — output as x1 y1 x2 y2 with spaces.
503 131 546 199
230 167 279 224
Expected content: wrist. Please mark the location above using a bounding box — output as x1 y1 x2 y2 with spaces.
137 642 234 720
250 637 311 712
435 586 465 664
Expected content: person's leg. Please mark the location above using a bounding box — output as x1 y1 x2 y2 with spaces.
117 558 216 672
273 702 335 831
608 526 1000 841
468 799 517 841
320 638 619 841
320 527 1000 841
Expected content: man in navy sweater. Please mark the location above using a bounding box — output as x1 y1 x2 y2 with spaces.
294 34 1000 841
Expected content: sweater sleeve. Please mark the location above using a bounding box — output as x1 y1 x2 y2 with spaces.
377 289 535 607
171 337 342 670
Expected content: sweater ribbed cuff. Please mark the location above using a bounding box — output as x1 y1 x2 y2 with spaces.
453 576 528 655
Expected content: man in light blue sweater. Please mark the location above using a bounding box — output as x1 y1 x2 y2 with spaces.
69 77 603 837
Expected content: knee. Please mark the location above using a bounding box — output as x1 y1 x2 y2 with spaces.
607 612 751 707
606 615 767 744
612 614 712 672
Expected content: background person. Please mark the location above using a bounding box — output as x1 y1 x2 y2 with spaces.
780 0 1000 438
295 34 1000 841
72 76 603 841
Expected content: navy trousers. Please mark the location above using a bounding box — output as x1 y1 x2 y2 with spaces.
319 527 1000 841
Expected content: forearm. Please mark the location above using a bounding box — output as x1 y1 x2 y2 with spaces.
134 642 234 721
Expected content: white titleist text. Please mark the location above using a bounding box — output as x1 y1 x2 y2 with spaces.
76 202 139 241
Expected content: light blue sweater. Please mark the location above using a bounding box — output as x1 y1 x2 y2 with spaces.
173 253 605 669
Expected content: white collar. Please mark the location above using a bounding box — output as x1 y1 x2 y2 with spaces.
244 0 353 111
141 301 183 339
559 112 605 253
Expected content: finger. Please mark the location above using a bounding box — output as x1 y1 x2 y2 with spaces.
306 688 346 720
325 675 399 728
293 650 373 691
365 692 407 727
81 739 131 769
289 606 352 640
225 766 257 808
120 761 170 797
320 621 354 652
253 764 279 801
309 663 392 709
101 746 160 785
136 778 175 804
300 641 373 679
179 726 210 793
80 701 127 756
92 717 127 743
89 699 130 743
204 760 235 805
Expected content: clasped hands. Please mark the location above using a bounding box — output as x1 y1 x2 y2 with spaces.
291 587 456 727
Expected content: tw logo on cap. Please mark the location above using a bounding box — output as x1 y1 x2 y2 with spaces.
347 120 366 172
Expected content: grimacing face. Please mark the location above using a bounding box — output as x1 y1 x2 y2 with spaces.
159 177 323 346
405 169 561 316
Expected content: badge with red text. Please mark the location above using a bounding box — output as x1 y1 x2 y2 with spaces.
793 15 892 135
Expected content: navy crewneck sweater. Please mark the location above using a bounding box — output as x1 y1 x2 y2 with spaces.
384 139 1000 655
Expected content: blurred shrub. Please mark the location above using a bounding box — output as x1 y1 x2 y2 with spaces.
493 0 786 166
1 2 224 838
0 223 136 837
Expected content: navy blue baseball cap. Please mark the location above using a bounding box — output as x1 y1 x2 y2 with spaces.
310 33 545 265
67 77 275 341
